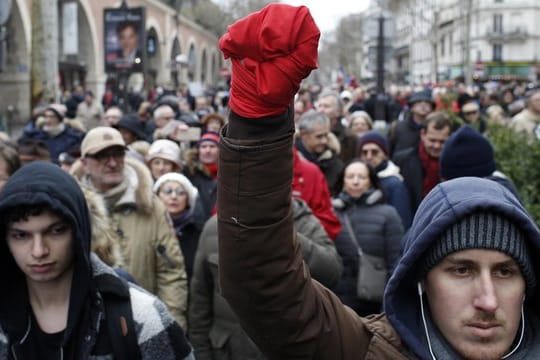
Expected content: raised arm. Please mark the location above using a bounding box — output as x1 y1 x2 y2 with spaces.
217 5 370 359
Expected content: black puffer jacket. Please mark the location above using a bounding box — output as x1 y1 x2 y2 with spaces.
332 189 403 316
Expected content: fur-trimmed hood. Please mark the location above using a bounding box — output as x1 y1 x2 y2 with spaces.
80 185 124 268
378 160 403 180
70 156 155 215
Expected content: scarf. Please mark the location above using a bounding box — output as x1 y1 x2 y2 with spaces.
205 163 218 180
172 210 193 237
81 166 138 211
43 122 66 137
418 142 440 197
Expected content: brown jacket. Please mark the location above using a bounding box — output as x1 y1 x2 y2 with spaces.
217 127 414 359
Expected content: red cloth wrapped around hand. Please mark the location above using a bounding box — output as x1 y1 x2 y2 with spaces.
219 4 320 118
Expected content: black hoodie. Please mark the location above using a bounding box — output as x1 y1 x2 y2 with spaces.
0 161 93 359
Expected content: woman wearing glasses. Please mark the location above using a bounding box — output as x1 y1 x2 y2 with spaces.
154 173 201 284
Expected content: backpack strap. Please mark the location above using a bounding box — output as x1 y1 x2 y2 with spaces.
101 276 142 360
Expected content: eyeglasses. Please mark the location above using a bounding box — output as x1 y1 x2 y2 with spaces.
160 187 187 197
463 110 479 116
87 148 125 162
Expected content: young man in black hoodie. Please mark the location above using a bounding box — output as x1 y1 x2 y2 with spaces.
0 161 194 359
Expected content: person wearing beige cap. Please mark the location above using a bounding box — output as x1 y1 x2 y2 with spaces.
70 126 189 328
460 101 487 134
146 139 183 181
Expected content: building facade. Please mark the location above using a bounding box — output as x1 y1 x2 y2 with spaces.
387 0 540 85
1 0 221 125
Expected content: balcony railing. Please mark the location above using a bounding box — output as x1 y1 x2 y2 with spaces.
485 26 529 43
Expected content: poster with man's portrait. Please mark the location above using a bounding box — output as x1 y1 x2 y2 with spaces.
104 7 145 73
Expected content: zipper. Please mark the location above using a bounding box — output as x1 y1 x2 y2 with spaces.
11 316 32 360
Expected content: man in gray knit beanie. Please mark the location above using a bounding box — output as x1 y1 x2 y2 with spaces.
413 209 538 359
420 211 536 292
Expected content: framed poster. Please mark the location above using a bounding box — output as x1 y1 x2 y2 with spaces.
104 7 145 73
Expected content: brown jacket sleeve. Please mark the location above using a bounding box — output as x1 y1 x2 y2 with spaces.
217 125 372 359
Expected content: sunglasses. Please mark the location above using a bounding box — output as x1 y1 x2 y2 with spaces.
87 148 125 162
463 110 479 116
161 187 187 197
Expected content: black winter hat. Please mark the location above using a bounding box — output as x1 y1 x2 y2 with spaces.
358 130 389 156
419 211 536 292
408 90 435 108
439 126 496 180
114 114 146 140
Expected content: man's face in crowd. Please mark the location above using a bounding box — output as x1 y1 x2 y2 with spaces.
420 123 450 158
85 94 93 105
198 142 219 165
7 209 74 287
119 25 138 56
82 146 125 192
118 128 137 145
43 110 61 128
411 101 433 119
529 92 540 114
104 108 122 126
360 143 387 168
316 96 340 122
155 109 175 128
424 249 525 360
300 123 330 155
463 106 480 123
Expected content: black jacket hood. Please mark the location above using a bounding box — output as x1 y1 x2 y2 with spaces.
0 161 93 352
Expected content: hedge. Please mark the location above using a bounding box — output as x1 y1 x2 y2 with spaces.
487 124 540 225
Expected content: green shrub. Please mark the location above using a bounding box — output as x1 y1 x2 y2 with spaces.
487 124 540 225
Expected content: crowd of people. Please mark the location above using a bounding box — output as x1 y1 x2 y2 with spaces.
1 3 540 359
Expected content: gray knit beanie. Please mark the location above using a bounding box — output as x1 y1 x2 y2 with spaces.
420 211 536 291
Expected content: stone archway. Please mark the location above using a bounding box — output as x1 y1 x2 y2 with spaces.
170 37 181 87
76 0 102 94
201 48 208 84
187 42 196 82
146 26 162 88
211 51 218 85
0 0 31 126
57 1 96 93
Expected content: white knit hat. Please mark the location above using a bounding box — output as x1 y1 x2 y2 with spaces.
146 139 183 168
153 172 198 209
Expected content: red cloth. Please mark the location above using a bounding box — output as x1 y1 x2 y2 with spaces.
418 142 440 197
205 163 218 180
219 4 320 118
293 147 342 240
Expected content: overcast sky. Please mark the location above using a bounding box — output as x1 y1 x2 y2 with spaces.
281 0 371 33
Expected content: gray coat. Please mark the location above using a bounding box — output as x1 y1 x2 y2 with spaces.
189 198 342 360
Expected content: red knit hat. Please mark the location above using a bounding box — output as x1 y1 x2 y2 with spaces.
219 4 320 118
198 131 220 146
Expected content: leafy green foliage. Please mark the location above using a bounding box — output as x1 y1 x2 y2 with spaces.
487 124 540 225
